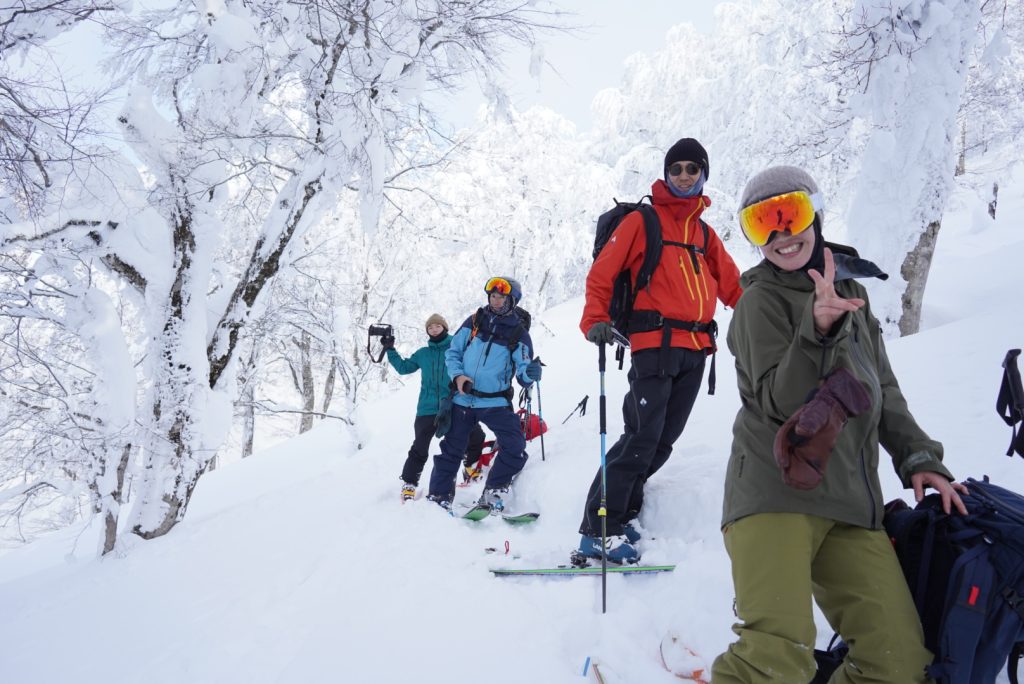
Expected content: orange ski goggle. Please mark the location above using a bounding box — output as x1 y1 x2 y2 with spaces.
739 190 822 246
484 277 512 296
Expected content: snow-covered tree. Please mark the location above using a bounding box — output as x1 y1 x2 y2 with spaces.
1 0 114 219
837 0 981 335
958 0 1024 169
588 0 848 249
2 0 562 550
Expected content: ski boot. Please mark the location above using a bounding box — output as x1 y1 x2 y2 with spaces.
572 534 640 566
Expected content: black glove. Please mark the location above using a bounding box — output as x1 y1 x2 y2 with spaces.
434 395 453 437
380 334 395 351
586 322 614 345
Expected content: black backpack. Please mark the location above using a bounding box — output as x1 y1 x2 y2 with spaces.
593 199 660 344
456 305 532 403
469 305 530 344
593 197 709 334
592 197 712 381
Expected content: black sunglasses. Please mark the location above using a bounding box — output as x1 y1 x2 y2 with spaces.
669 162 701 177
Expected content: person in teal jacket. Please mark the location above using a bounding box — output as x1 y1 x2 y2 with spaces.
385 313 484 501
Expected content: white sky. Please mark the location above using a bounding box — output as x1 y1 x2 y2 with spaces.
436 0 726 132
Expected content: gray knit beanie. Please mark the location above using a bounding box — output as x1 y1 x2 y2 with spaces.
425 313 448 332
738 165 824 227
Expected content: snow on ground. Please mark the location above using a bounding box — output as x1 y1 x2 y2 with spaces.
1 171 1023 683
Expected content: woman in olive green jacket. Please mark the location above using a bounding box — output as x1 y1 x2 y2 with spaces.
711 166 967 684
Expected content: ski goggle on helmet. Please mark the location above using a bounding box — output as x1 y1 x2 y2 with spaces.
739 190 824 247
484 277 513 296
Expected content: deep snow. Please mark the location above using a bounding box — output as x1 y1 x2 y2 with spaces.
1 172 1022 683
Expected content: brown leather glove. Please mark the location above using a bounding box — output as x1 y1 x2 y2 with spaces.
773 367 872 489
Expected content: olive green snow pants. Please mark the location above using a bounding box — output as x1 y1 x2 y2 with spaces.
711 513 933 684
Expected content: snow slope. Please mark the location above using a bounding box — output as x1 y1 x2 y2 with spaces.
1 174 1023 683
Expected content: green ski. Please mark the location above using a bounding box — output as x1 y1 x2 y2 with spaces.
462 504 492 521
491 564 674 576
461 504 540 524
501 512 539 524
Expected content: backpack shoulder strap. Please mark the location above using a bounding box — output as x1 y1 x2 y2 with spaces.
662 216 711 275
507 323 525 359
1009 642 1023 684
998 349 1024 457
464 307 487 355
633 203 663 292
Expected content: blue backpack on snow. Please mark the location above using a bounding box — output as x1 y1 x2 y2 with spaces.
815 349 1024 684
885 477 1024 683
882 348 1024 683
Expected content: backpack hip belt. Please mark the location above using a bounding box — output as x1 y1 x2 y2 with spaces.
452 378 516 406
627 310 719 394
469 386 515 404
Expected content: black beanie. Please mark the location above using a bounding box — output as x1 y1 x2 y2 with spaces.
664 138 709 180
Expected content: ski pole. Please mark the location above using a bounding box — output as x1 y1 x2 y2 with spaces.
562 395 588 424
598 343 608 613
525 385 534 456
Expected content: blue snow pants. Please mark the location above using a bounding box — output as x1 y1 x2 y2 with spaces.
428 404 527 502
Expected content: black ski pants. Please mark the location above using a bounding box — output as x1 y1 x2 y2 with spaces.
579 347 706 537
401 414 484 486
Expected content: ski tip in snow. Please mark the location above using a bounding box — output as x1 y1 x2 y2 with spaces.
501 511 539 524
659 631 710 682
461 503 492 521
490 564 675 577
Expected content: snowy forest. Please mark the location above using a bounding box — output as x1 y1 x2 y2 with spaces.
1 0 1022 561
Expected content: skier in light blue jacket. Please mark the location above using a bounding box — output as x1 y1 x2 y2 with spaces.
427 277 542 510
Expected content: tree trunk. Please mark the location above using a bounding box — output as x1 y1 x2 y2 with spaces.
240 345 257 458
989 182 999 219
955 122 966 176
321 358 337 418
129 201 215 540
899 219 941 337
101 443 132 555
131 411 207 540
298 330 315 433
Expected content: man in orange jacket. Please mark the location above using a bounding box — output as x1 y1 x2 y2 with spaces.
576 137 742 564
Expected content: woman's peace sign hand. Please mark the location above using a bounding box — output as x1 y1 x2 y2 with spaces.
807 248 865 336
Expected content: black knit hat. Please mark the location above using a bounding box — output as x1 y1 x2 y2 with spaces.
664 138 709 180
